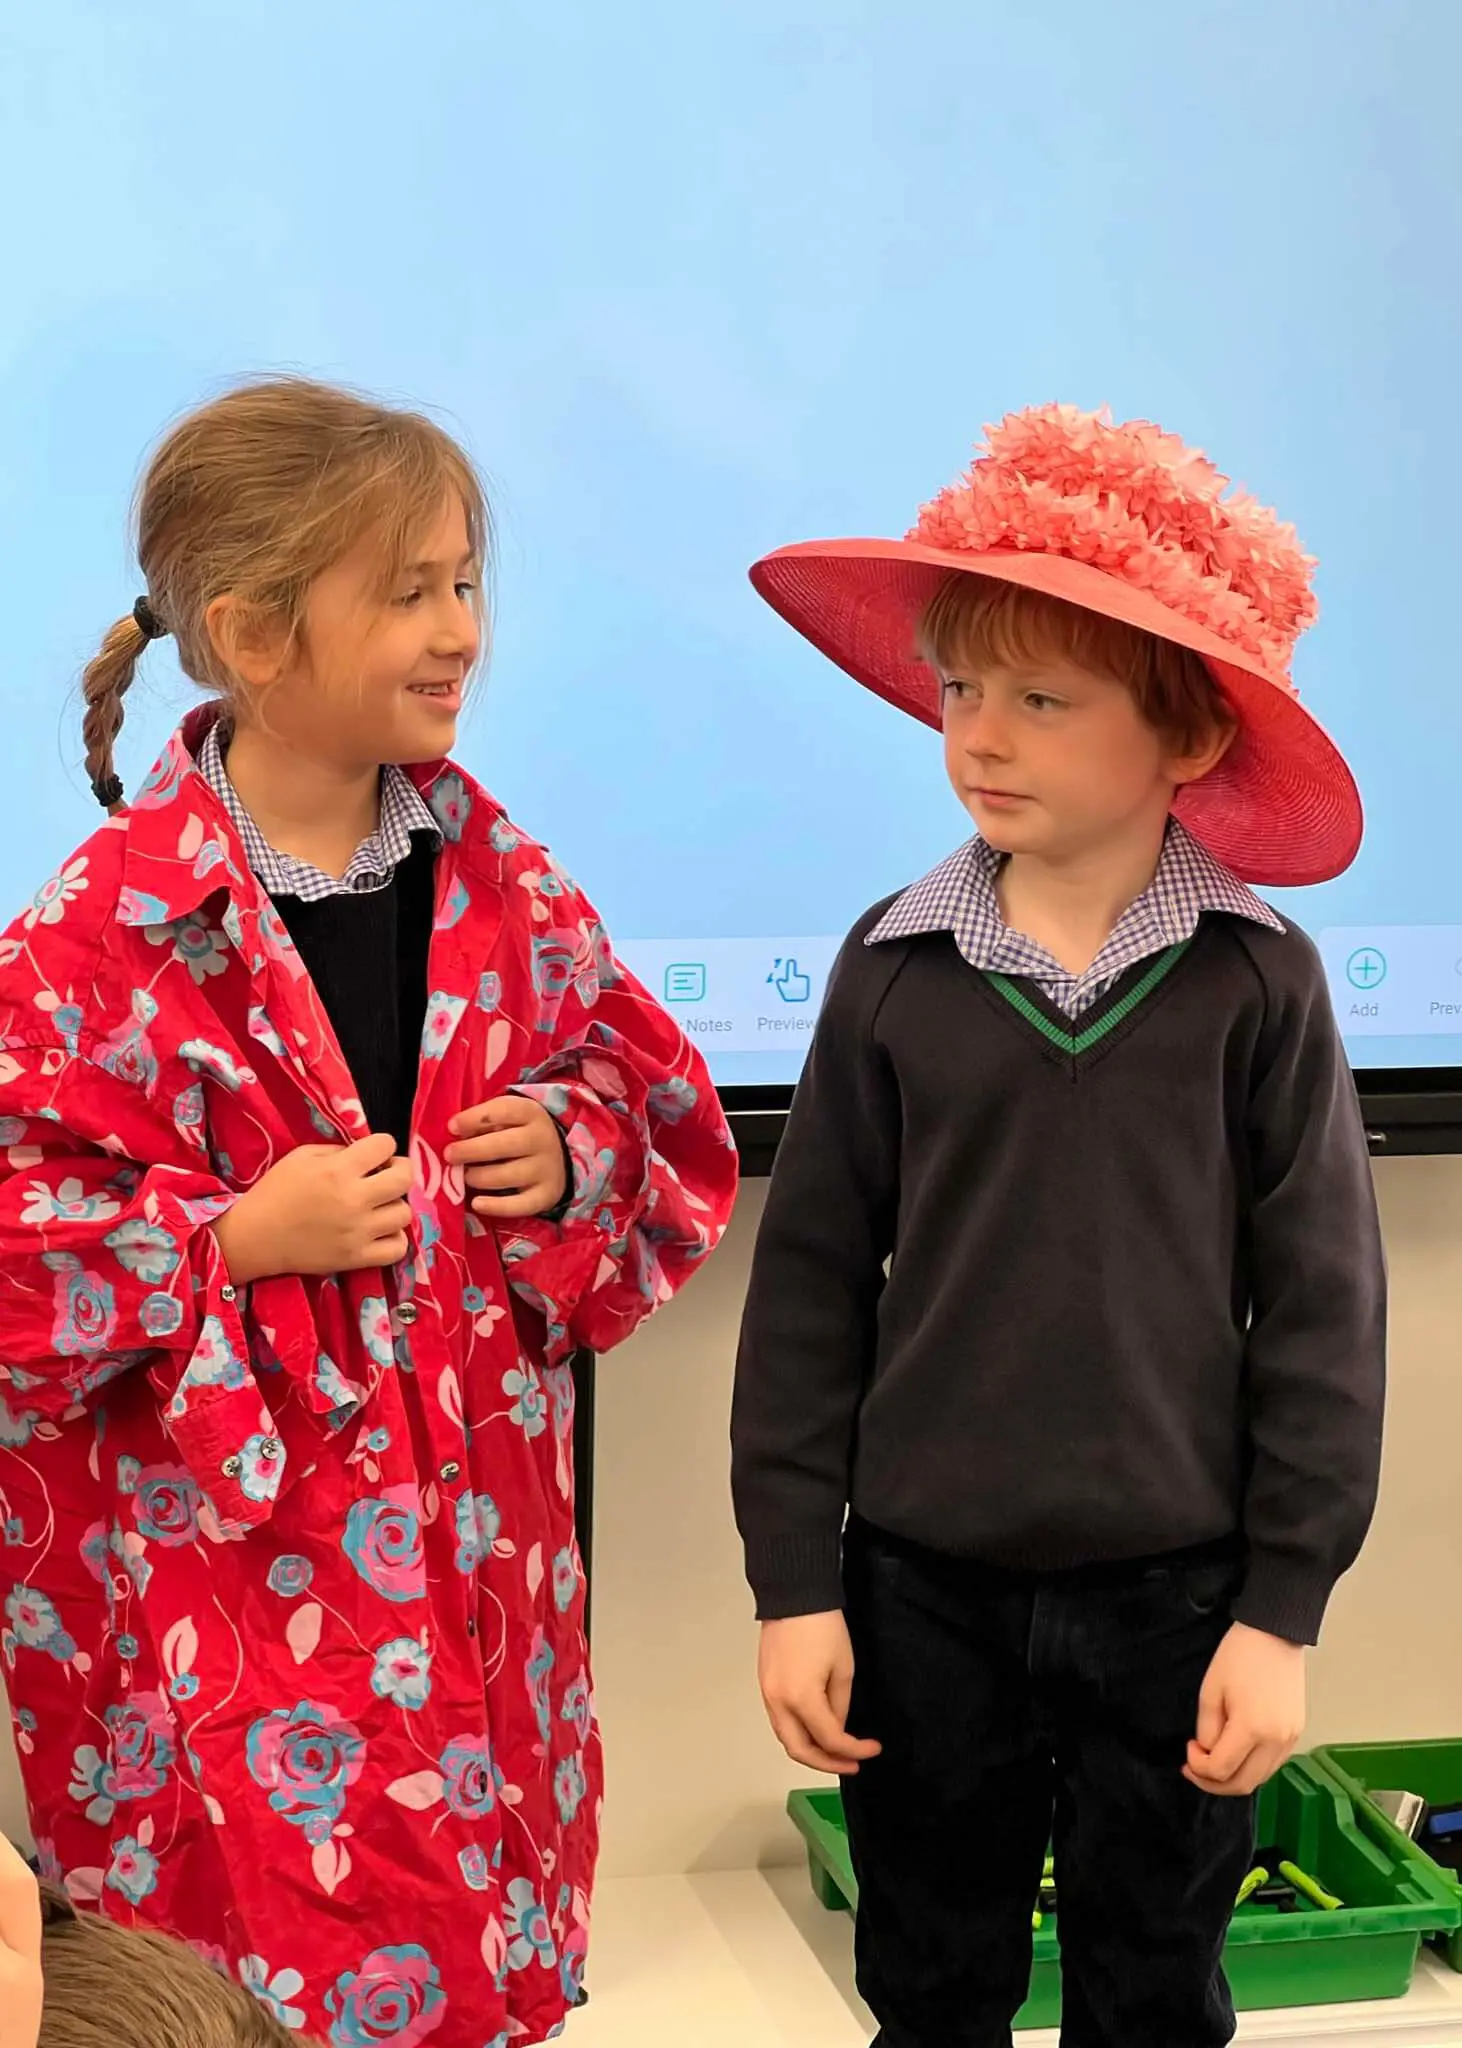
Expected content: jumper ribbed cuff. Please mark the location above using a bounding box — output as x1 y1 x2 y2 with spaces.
1233 1553 1335 1647
745 1532 846 1622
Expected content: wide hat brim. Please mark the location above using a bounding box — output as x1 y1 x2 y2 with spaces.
751 538 1362 887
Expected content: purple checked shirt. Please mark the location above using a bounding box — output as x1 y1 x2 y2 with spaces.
867 817 1283 1017
196 721 440 901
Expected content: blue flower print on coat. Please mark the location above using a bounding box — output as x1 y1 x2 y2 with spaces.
71 1690 177 1820
41 1254 117 1359
456 1844 490 1893
648 1075 699 1124
587 918 622 989
106 1692 176 1798
530 935 578 1010
371 1637 432 1713
429 770 472 841
475 971 502 1013
421 990 468 1062
554 1753 587 1825
139 1291 185 1338
341 1487 425 1603
438 1734 499 1819
103 1218 181 1285
178 1039 255 1093
551 1548 580 1615
453 1493 501 1574
325 1942 446 2048
133 1465 201 1546
68 1744 118 1824
560 1673 593 1746
237 1433 285 1505
24 855 90 931
170 1316 247 1416
358 1299 395 1373
315 1352 364 1415
238 1956 308 2031
106 1835 160 1908
0 1397 38 1451
504 1877 556 1972
5 1585 77 1662
501 1364 547 1440
97 991 161 1090
266 1554 314 1600
245 1004 291 1061
246 1700 366 1847
526 1631 555 1749
437 876 471 931
487 817 519 854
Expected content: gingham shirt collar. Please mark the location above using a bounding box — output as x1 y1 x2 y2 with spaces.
867 818 1283 1017
196 722 440 901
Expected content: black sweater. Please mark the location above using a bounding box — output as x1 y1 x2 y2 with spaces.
271 836 437 1154
730 903 1386 1647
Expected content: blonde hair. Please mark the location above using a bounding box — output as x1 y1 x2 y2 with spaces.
81 376 491 807
918 573 1236 755
38 1885 321 2048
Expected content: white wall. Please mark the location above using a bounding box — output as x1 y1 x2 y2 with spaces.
5 1158 1462 1877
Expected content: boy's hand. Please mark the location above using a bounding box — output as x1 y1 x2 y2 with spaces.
1185 1622 1306 1798
0 1835 42 2048
758 1612 883 1777
214 1133 415 1284
446 1097 568 1219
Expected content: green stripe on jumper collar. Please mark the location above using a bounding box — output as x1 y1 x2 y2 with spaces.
985 941 1191 1056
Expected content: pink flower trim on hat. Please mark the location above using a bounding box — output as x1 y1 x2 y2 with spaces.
910 405 1318 686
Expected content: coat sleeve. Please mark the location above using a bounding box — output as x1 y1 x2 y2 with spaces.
495 895 737 1361
1235 927 1387 1647
0 1035 337 1535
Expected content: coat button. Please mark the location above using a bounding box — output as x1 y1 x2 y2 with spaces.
220 1455 242 1479
396 1302 419 1327
466 1616 478 1637
261 1437 283 1460
440 1460 461 1483
220 1284 238 1304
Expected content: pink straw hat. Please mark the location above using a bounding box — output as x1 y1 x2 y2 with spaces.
751 405 1361 886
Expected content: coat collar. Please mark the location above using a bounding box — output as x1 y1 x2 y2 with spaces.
118 704 506 929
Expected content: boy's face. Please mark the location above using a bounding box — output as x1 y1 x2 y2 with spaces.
941 656 1203 861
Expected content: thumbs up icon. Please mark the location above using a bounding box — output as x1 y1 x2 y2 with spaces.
769 957 812 1004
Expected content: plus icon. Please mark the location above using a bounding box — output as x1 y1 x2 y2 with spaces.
1345 948 1386 991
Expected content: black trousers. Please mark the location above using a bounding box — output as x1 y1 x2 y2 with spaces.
841 1519 1255 2048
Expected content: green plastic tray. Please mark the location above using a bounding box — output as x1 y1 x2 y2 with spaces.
1312 1739 1462 1972
789 1755 1459 2029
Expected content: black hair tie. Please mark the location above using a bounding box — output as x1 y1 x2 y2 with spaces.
132 594 165 641
91 773 125 809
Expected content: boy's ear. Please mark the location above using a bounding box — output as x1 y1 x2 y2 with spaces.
1170 719 1237 788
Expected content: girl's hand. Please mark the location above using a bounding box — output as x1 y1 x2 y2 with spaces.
446 1097 569 1219
0 1836 42 2048
1185 1622 1307 1798
214 1133 416 1284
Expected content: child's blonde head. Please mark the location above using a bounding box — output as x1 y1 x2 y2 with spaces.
38 1885 320 2048
918 573 1236 756
81 376 490 804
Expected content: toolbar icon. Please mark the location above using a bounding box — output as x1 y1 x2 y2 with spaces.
664 962 706 1003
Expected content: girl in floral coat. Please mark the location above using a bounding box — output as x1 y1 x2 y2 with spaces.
0 378 736 2048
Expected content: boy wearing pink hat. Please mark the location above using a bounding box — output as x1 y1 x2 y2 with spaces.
731 407 1386 2046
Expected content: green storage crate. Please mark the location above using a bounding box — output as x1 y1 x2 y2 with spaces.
1312 1739 1462 1972
789 1755 1459 2029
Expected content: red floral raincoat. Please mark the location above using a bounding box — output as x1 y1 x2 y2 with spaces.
0 711 736 2047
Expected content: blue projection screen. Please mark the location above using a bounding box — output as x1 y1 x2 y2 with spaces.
3 2 1459 1101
